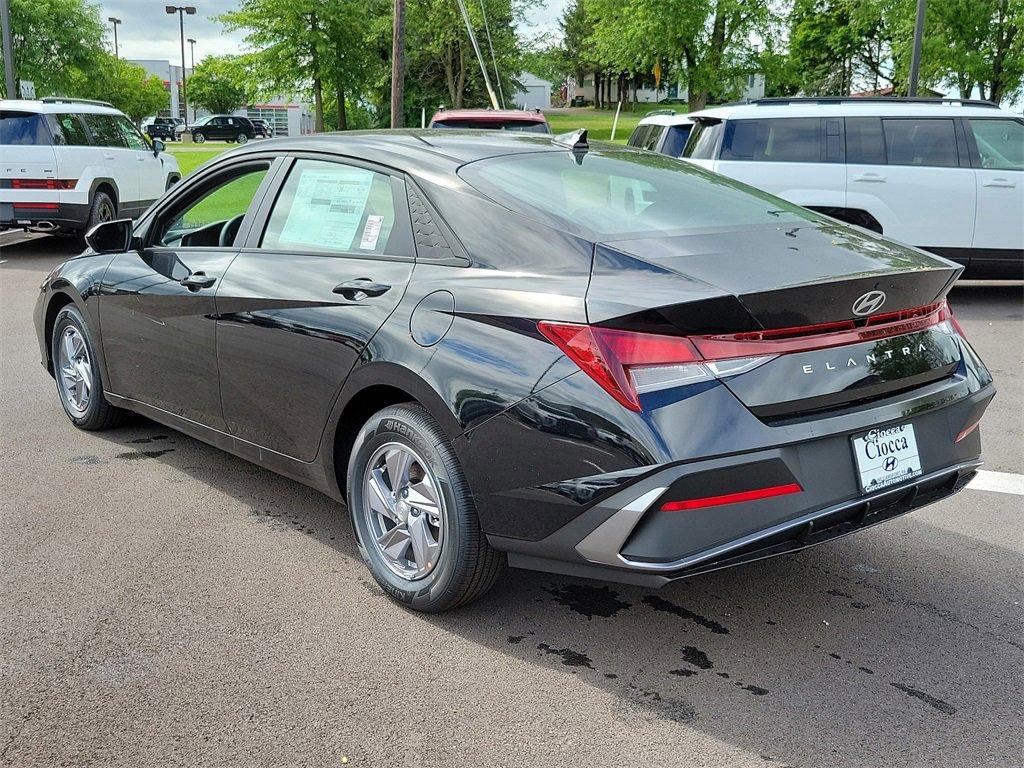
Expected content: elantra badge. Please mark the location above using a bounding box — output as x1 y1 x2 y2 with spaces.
852 290 886 316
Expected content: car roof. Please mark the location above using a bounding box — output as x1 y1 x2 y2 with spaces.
227 129 595 169
430 109 547 123
636 113 694 127
687 99 1017 121
0 98 123 116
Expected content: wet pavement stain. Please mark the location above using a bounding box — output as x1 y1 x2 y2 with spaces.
70 455 104 465
670 668 698 677
537 643 593 669
679 646 713 670
627 684 697 724
851 601 870 609
603 673 618 679
891 683 956 715
545 584 631 620
507 635 525 645
737 683 770 696
642 595 730 635
115 449 174 460
828 588 852 598
128 435 169 444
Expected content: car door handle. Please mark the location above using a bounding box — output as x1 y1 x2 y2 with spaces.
333 278 391 299
983 177 1016 188
179 271 217 290
853 173 886 182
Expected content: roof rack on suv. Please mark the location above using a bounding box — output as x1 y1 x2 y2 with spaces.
40 96 116 108
752 96 999 109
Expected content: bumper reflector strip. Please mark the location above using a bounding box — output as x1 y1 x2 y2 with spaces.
661 482 803 511
13 202 59 210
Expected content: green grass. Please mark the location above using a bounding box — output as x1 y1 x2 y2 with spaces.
545 106 685 143
166 143 234 176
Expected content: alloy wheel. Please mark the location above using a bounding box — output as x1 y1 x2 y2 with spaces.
362 442 445 580
57 326 92 415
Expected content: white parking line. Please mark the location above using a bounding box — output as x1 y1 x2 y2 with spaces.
968 470 1024 496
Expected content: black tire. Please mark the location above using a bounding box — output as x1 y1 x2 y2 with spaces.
236 132 248 144
193 131 206 144
347 403 503 612
77 191 116 245
51 304 128 431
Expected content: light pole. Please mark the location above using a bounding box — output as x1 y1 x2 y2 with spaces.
1 0 16 98
908 0 926 97
108 17 121 60
166 5 196 126
390 0 405 128
187 38 196 72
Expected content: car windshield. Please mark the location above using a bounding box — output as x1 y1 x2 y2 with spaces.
0 111 50 145
433 119 550 134
459 148 815 239
192 116 213 126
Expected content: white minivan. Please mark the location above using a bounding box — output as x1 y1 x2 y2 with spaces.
679 98 1023 279
1 97 181 237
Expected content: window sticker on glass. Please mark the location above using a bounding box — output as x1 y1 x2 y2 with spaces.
278 166 375 250
359 214 385 250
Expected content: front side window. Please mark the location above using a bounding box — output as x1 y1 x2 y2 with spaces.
460 149 816 239
154 165 269 247
261 159 398 255
114 116 150 150
720 118 822 162
968 118 1024 171
682 119 723 160
81 114 125 148
882 118 958 167
48 114 91 146
0 111 50 145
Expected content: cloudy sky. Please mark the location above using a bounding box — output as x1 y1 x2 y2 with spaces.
99 0 568 65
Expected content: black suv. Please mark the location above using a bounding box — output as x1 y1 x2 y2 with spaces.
251 119 273 139
189 115 256 144
144 116 177 141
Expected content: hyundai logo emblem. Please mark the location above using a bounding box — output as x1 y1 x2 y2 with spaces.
884 456 898 471
852 290 887 316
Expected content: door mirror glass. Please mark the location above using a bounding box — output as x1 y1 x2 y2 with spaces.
85 218 134 254
152 138 165 154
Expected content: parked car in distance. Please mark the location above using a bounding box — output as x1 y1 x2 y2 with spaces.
626 112 693 156
251 118 273 139
0 97 180 237
678 97 1024 279
142 116 177 141
35 129 992 612
188 114 257 144
429 108 550 133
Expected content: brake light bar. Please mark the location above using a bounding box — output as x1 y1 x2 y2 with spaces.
539 301 960 412
10 179 77 190
13 202 59 210
660 482 803 511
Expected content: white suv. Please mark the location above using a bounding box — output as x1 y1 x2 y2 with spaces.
678 97 1023 279
1 97 181 237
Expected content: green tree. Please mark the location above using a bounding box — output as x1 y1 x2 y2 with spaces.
63 54 168 122
188 55 249 114
0 0 105 98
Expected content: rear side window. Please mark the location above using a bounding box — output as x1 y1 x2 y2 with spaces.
682 120 723 160
0 111 50 145
49 114 92 146
660 125 692 157
261 159 398 255
846 117 886 164
882 118 958 167
968 118 1024 171
626 125 650 148
720 118 822 162
81 114 126 148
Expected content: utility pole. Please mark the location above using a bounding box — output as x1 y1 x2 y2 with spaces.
108 17 121 60
908 0 926 97
390 0 405 128
166 6 196 126
188 38 196 71
0 0 16 99
456 0 499 110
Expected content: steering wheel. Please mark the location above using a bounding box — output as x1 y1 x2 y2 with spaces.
219 214 246 247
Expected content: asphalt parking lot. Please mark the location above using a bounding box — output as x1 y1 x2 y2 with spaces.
1 232 1021 768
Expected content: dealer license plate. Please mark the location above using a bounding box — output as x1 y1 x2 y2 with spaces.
851 423 922 493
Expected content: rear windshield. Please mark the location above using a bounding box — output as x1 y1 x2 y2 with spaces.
0 111 51 145
682 119 723 160
433 119 550 134
459 149 815 239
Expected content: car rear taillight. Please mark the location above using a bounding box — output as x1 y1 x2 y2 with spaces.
539 300 963 412
10 179 77 190
660 482 803 511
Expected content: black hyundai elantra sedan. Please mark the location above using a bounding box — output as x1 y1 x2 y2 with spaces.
34 129 994 611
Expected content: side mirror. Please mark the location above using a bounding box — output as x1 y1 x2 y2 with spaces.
152 138 165 154
85 218 134 254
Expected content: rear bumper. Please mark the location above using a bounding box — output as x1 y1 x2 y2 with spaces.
488 382 993 588
0 201 90 231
